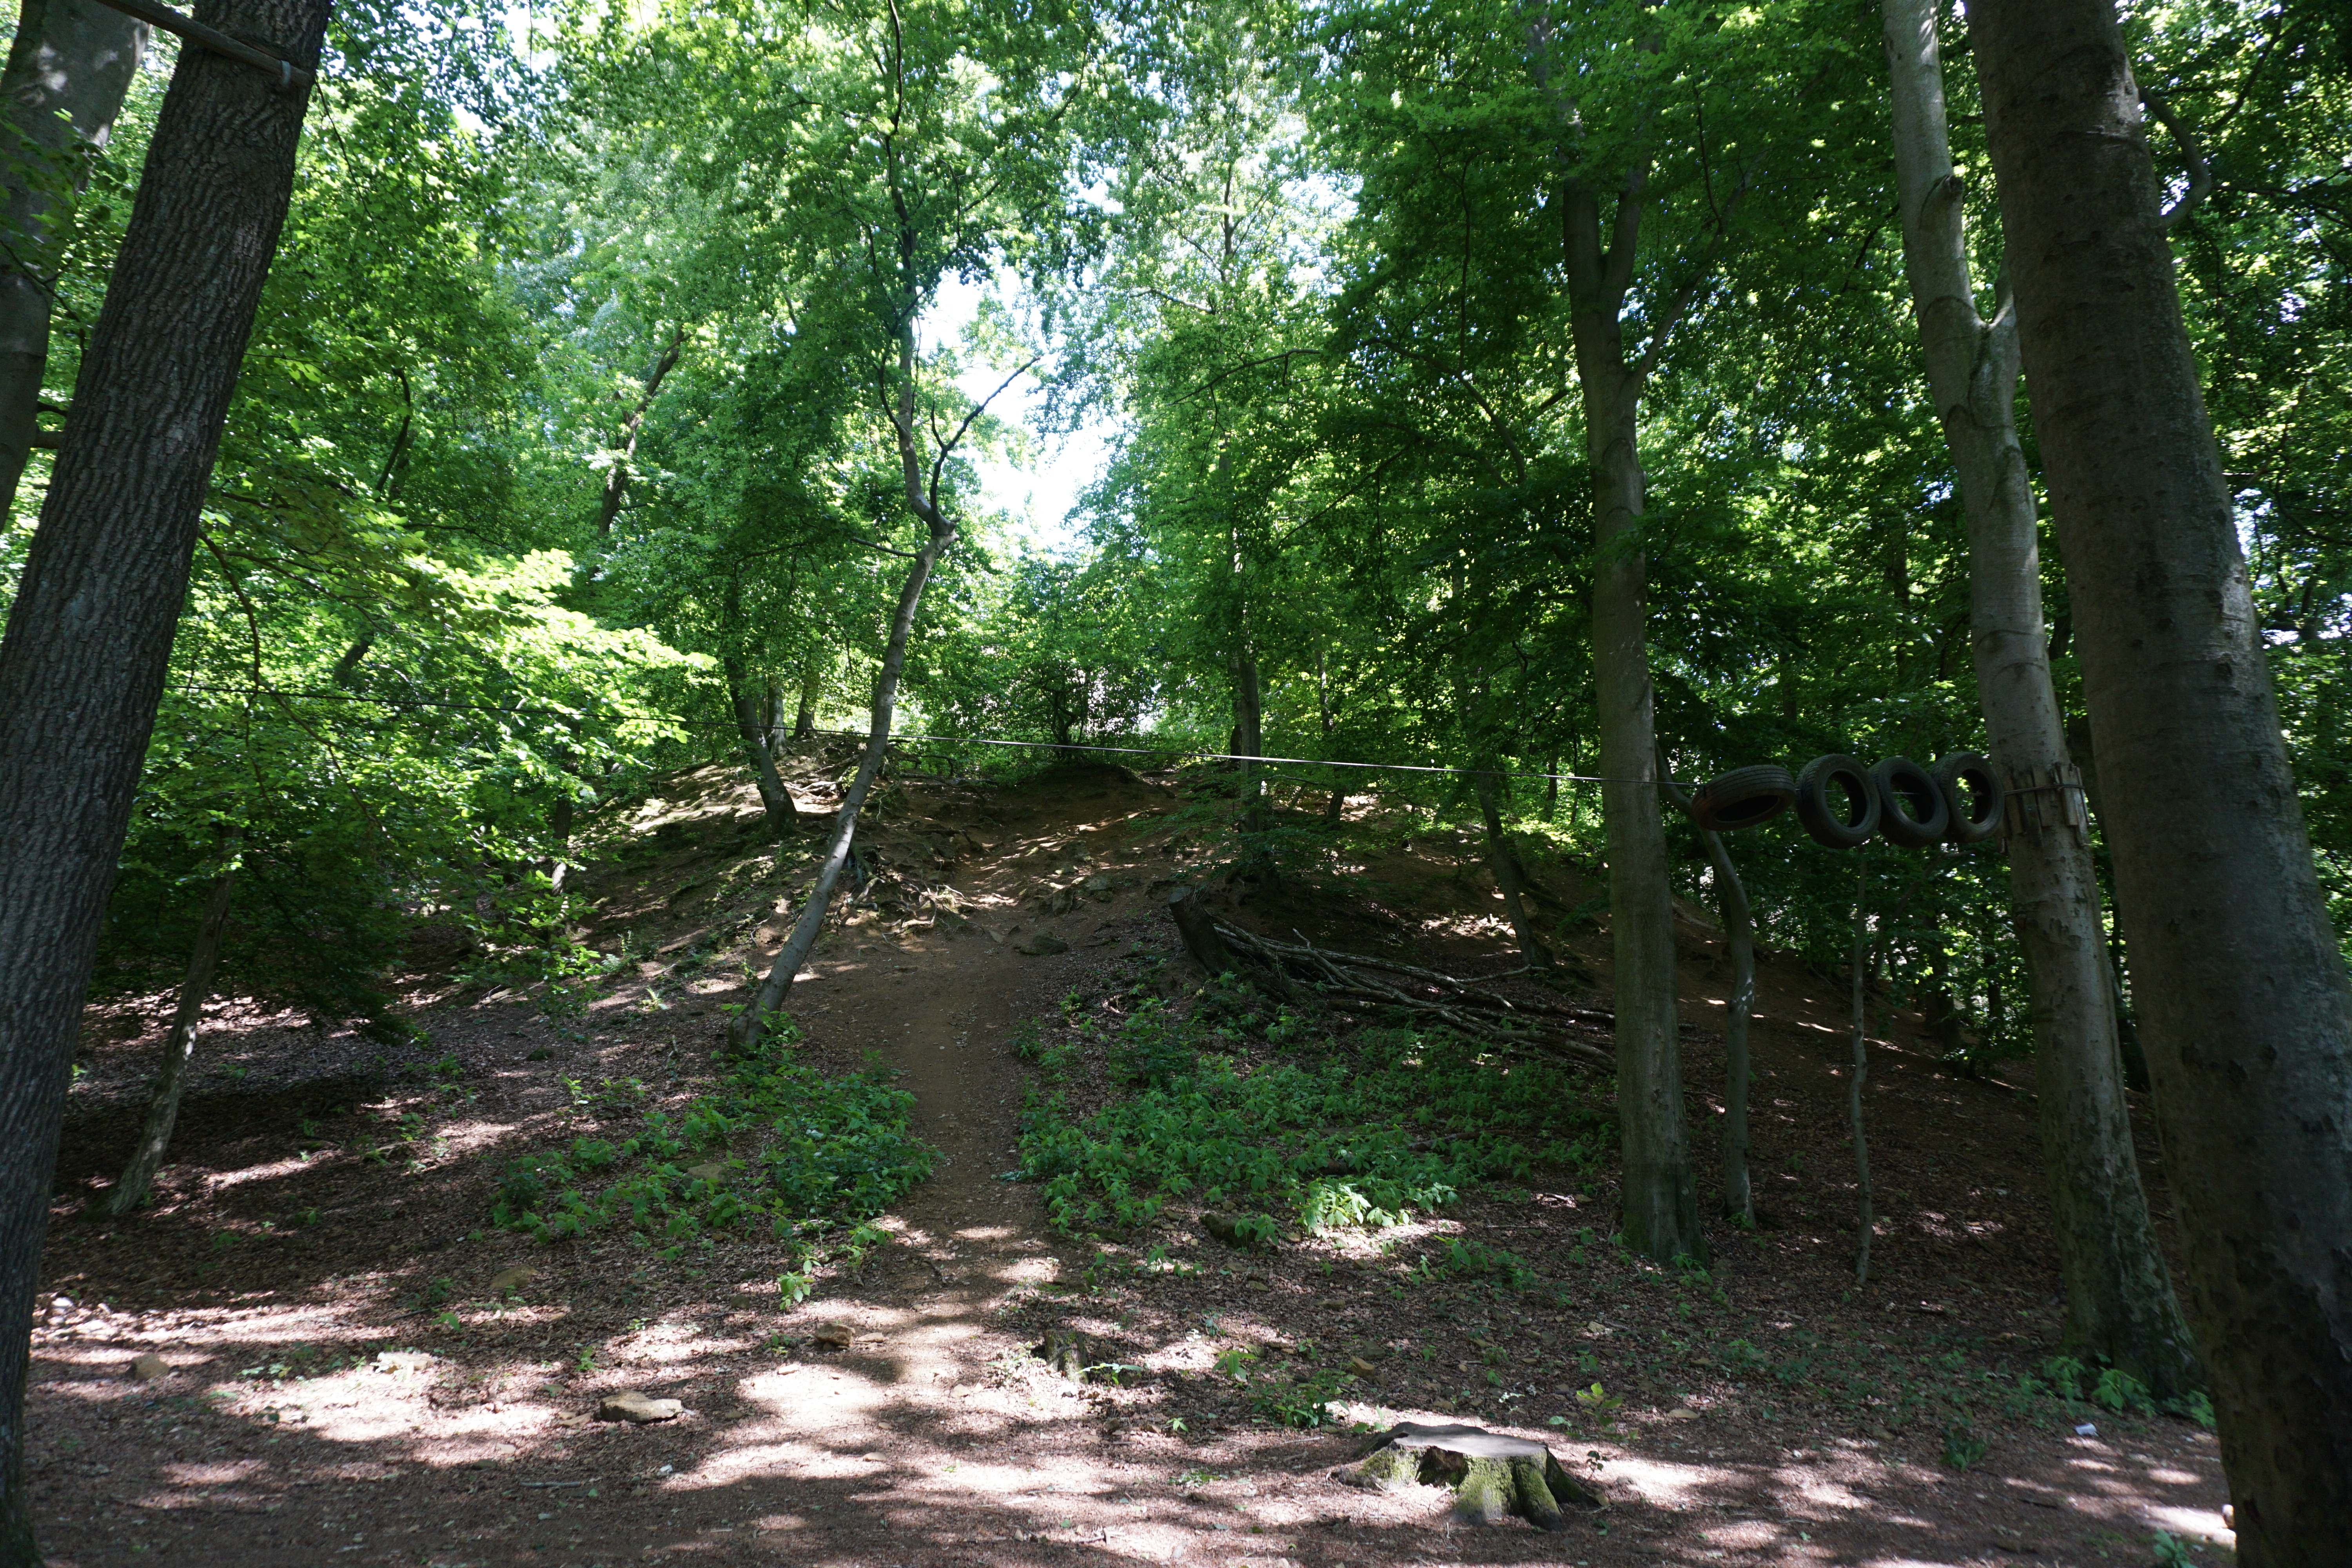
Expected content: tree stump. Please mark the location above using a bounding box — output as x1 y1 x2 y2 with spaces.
1036 1327 1093 1382
1165 886 1239 975
1338 1422 1603 1530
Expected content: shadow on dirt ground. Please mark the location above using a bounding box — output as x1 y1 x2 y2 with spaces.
30 760 2230 1567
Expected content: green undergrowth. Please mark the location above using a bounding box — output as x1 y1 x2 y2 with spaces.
490 1025 934 1290
1016 976 1612 1240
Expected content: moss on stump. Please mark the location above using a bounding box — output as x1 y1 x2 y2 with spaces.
1339 1421 1603 1530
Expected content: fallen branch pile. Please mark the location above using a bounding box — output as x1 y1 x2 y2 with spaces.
1205 918 1615 1068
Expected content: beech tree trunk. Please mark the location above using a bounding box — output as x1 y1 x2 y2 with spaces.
0 5 325 1559
103 829 240 1217
1973 1 2352 1556
1563 191 1703 1264
1880 0 2199 1396
0 0 148 520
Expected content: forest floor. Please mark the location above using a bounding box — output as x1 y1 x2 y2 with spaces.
32 757 2232 1568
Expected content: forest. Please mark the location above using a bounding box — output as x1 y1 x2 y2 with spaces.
0 0 2345 1563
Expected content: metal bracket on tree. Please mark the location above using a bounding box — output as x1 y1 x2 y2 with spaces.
2003 761 2088 838
87 0 316 90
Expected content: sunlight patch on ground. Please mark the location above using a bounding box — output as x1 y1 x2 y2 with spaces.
2144 1503 2232 1546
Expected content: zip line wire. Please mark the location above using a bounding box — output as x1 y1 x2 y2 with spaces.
167 683 1695 788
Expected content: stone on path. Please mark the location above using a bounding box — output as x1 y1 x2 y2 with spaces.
1339 1422 1603 1530
597 1391 684 1424
128 1353 169 1381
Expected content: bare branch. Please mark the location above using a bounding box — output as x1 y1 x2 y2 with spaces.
2141 86 2214 230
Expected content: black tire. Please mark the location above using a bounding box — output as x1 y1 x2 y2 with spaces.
1871 756 1951 849
1795 755 1881 849
1933 751 2004 846
1690 764 1797 832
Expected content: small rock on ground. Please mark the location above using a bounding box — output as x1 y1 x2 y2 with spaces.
597 1391 684 1424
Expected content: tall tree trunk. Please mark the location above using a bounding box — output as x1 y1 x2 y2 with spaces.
1232 650 1269 844
594 323 685 537
1661 764 1755 1226
1564 199 1702 1263
102 828 240 1217
728 526 949 1052
1973 1 2352 1553
0 6 325 1559
1880 0 2200 1396
1476 770 1555 973
728 294 984 1052
0 0 148 521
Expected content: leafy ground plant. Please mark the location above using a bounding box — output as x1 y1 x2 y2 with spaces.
491 1024 933 1280
1017 995 1610 1238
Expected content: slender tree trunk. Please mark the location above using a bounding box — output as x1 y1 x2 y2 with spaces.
0 7 325 1559
1476 770 1555 973
1565 208 1701 1263
1661 764 1755 1225
1974 1 2352 1552
1850 869 1875 1284
1232 651 1270 850
1880 0 2200 1395
725 658 799 837
728 527 948 1051
728 289 983 1051
0 0 147 523
102 828 240 1217
594 323 684 538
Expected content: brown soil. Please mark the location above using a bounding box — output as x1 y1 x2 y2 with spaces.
28 760 2230 1567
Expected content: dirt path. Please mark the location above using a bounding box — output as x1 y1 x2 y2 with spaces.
26 766 2234 1567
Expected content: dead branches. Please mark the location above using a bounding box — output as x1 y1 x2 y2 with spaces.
1199 918 1613 1068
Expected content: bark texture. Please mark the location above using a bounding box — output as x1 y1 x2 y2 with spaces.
102 829 240 1217
0 0 148 519
0 5 325 1559
1880 0 2199 1396
1563 186 1702 1264
1973 2 2352 1557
